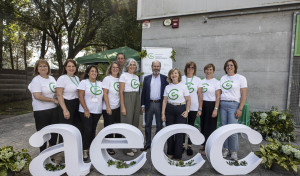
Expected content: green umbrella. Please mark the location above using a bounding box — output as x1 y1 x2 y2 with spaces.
75 46 140 65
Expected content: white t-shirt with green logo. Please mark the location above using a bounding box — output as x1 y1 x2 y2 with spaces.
220 74 247 103
119 72 140 92
56 74 80 100
77 79 103 114
28 75 57 111
102 75 120 110
163 82 190 104
202 78 221 101
181 76 202 111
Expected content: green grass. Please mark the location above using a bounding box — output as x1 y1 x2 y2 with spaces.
0 99 33 115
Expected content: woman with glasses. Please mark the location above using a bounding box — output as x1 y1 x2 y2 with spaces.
102 61 121 155
77 65 103 161
56 59 80 128
161 68 191 160
181 61 203 156
28 59 58 152
119 58 141 157
220 59 247 160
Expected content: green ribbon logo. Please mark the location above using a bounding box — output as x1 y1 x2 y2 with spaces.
113 82 119 92
222 80 233 90
168 89 179 100
90 86 102 95
131 79 139 89
49 82 56 93
202 83 209 93
185 82 194 93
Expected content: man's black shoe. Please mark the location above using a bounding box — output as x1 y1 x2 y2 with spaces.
140 145 150 151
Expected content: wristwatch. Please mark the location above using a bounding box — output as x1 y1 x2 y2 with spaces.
198 108 202 111
214 107 218 110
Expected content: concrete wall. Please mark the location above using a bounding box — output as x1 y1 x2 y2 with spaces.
137 0 300 20
141 8 297 111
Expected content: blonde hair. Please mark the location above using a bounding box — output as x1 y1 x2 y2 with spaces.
167 68 182 83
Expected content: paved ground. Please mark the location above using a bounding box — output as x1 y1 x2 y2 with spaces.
1 113 300 176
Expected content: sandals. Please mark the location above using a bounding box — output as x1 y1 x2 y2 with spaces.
107 149 116 155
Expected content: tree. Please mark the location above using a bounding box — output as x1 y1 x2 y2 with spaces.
10 0 127 73
97 0 142 51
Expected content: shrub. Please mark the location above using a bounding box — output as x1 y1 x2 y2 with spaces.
255 138 300 172
250 107 296 142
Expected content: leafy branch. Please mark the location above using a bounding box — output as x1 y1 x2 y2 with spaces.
107 159 136 169
168 159 196 167
226 160 248 166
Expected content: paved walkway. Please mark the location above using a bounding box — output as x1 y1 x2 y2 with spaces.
0 113 299 176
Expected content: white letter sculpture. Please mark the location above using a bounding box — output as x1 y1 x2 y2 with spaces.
89 123 147 175
205 124 262 175
151 124 205 176
29 124 91 176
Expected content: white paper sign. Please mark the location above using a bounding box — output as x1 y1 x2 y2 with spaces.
141 47 173 126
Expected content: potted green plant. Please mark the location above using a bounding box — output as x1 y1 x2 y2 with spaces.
0 146 32 176
255 138 300 172
250 107 296 142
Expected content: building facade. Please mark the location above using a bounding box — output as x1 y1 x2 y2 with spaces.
138 0 300 124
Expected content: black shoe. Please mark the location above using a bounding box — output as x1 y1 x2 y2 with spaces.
187 146 193 156
140 145 150 151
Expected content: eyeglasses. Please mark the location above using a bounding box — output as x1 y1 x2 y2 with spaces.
38 65 48 68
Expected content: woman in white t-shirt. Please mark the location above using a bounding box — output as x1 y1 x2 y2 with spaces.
102 61 121 155
181 61 202 156
220 59 247 160
56 59 81 129
200 63 221 156
119 58 140 157
161 68 191 160
78 65 103 161
28 59 58 152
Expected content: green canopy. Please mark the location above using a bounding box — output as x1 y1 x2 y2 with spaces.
75 46 140 65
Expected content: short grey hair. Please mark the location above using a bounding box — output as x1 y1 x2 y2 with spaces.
123 58 139 73
151 60 161 67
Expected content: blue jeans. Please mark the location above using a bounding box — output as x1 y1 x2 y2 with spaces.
220 101 239 152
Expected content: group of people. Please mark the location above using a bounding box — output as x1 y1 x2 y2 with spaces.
29 53 247 162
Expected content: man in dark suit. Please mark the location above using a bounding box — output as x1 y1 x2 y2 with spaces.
141 60 168 151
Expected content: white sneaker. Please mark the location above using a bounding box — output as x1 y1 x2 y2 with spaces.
126 152 134 157
230 152 238 160
222 148 230 158
132 149 137 153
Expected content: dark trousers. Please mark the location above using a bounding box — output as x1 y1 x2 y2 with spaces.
58 98 81 142
103 107 122 138
58 98 80 126
183 111 197 145
144 102 163 147
33 107 58 152
165 103 186 159
80 112 101 150
200 101 217 147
